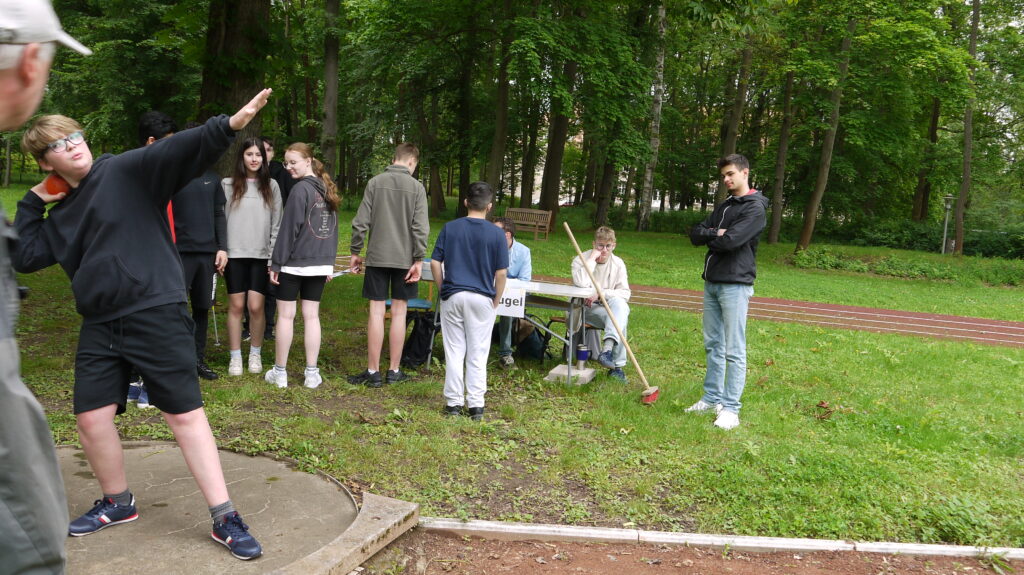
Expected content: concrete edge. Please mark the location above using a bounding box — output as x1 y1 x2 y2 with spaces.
419 517 1024 560
274 493 419 575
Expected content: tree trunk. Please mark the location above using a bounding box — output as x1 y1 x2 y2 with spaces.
321 0 340 177
955 0 980 255
429 164 445 216
795 18 856 252
455 8 477 217
519 96 540 208
594 159 616 226
768 68 794 244
198 0 271 176
911 97 940 221
637 2 666 231
539 59 578 216
485 0 513 194
717 43 753 202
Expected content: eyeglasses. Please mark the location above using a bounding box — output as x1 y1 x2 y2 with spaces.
46 131 85 154
594 243 616 251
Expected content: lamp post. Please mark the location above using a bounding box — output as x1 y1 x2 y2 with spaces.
941 194 955 254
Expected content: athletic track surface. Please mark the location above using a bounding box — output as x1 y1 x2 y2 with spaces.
532 275 1024 348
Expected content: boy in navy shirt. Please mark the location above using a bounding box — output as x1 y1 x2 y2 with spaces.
430 182 508 420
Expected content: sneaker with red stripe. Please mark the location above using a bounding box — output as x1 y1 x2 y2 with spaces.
211 511 263 560
68 496 139 536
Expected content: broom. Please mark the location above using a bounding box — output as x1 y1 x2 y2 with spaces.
563 222 660 405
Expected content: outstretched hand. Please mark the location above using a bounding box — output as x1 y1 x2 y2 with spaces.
229 89 273 131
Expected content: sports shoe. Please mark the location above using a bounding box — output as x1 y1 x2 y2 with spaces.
442 405 463 417
467 407 485 421
597 349 616 369
197 361 219 380
348 370 382 388
264 368 287 389
498 355 516 370
264 330 275 342
136 385 154 409
303 370 323 389
127 383 143 403
248 353 262 374
68 496 139 536
714 410 740 430
385 369 411 384
210 511 262 560
607 367 627 383
228 356 243 376
242 328 251 342
684 400 723 415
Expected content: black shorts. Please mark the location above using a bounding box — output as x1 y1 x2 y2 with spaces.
362 266 418 301
225 258 269 295
74 303 204 415
180 252 216 310
276 273 327 302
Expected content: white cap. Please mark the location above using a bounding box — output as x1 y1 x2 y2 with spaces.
0 0 92 56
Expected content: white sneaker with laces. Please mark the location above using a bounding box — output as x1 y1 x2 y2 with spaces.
713 410 740 430
303 371 323 389
684 399 723 414
264 368 287 389
498 355 516 370
248 354 262 374
228 356 243 376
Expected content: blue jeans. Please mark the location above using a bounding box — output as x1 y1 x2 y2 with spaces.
583 296 629 368
498 315 514 357
701 282 754 414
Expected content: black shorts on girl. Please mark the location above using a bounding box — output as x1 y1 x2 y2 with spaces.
74 303 204 415
276 273 327 302
225 257 269 295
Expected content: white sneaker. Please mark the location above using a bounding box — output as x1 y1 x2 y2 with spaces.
248 354 262 374
264 368 287 389
303 371 323 389
714 410 740 430
498 355 516 370
685 400 723 414
228 356 243 376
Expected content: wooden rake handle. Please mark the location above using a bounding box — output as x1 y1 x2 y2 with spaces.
563 222 653 392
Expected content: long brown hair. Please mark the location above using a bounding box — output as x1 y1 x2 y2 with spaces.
286 142 339 212
230 137 274 208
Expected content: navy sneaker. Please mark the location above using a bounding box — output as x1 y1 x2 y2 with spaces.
597 350 616 369
211 512 263 560
348 370 382 388
127 383 142 403
608 367 627 383
68 496 139 536
385 369 411 384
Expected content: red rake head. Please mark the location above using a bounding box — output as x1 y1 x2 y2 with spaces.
641 386 660 405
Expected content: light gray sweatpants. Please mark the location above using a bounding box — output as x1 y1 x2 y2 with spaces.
440 291 496 409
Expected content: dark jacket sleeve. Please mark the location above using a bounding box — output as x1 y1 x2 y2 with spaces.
706 202 766 253
214 181 228 252
269 182 308 272
116 115 235 208
689 211 719 246
11 192 57 273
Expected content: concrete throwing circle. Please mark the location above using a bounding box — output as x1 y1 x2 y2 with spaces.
60 441 358 574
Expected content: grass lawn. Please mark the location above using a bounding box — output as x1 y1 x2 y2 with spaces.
6 194 1024 547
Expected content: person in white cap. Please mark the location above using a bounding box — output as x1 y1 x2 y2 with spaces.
1 1 90 572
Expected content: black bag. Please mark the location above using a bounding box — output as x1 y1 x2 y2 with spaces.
401 310 436 368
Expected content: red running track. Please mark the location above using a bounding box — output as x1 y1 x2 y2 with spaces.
532 275 1024 348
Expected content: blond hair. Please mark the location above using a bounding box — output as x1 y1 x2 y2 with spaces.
22 114 82 161
594 226 616 244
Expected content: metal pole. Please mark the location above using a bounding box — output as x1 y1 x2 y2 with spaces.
941 207 951 254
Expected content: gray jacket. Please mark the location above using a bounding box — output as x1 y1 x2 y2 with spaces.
350 165 429 268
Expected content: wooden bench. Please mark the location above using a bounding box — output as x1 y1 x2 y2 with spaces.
504 207 553 241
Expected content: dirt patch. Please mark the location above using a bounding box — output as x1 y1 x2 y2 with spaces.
363 529 1019 575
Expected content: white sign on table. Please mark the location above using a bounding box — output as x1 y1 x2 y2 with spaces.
496 287 526 318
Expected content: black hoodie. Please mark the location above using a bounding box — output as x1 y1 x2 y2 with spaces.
13 115 235 322
689 191 769 285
